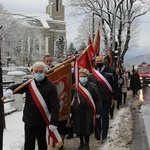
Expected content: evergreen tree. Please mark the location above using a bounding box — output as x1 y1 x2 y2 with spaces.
78 42 86 54
67 42 76 56
54 34 66 62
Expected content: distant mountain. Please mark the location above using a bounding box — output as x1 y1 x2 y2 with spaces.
124 53 150 70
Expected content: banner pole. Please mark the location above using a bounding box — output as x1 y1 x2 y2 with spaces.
47 56 77 75
1 78 33 101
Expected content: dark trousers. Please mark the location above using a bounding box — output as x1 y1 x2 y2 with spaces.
117 95 122 109
95 117 101 135
122 92 127 104
0 113 3 150
110 103 114 118
97 101 110 139
133 90 138 97
24 124 47 150
67 126 73 136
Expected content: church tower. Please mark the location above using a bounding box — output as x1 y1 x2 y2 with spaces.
45 0 66 56
46 0 64 21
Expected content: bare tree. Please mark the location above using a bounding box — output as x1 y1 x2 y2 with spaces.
0 4 44 66
66 0 150 64
74 14 100 44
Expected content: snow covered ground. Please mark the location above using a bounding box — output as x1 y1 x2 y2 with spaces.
2 91 149 150
3 111 24 150
3 103 133 150
100 107 133 150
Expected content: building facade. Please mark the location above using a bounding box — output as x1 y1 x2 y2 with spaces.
45 0 66 56
2 0 66 66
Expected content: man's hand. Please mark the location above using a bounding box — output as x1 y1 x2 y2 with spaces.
49 125 57 131
4 89 13 99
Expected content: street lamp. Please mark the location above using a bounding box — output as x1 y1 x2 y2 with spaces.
112 0 125 67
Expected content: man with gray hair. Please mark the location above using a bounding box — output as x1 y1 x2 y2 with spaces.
4 61 60 150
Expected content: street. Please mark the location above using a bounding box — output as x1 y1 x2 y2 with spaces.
130 86 150 150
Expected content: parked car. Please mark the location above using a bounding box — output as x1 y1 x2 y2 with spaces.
6 67 33 82
7 67 31 75
13 67 30 74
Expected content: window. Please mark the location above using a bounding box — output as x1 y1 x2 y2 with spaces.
56 0 59 11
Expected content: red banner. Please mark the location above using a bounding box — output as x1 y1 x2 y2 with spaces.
87 36 96 60
47 63 72 121
93 27 100 55
77 47 92 71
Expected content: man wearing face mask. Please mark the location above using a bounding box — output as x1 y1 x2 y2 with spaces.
71 68 102 150
89 55 118 143
3 61 60 150
44 55 55 70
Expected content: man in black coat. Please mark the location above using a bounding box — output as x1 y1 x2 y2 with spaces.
130 69 142 97
89 55 118 142
4 61 60 150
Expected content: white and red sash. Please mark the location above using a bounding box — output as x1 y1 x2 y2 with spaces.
28 80 62 148
92 68 114 105
77 83 96 124
92 68 113 94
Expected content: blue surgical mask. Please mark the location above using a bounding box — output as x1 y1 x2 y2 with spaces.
34 73 45 81
79 77 88 84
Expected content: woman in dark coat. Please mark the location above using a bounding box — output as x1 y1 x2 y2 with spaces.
71 68 102 150
130 69 142 97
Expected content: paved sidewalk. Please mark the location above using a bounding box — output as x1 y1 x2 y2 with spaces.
63 134 102 150
50 115 118 150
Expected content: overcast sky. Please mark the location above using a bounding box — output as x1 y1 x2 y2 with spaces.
0 0 82 45
1 0 150 58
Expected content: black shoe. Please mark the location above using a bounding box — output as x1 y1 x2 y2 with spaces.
78 143 84 150
59 145 64 150
83 144 90 150
66 134 73 139
110 116 114 119
52 142 55 147
102 137 107 143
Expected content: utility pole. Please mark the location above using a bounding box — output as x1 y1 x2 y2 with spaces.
0 25 4 150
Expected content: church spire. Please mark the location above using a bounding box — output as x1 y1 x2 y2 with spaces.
46 0 64 21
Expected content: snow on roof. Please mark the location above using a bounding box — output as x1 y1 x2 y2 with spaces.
10 11 53 28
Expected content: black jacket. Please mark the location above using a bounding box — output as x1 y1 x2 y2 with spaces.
115 74 124 99
130 72 142 90
89 65 118 101
8 77 60 126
